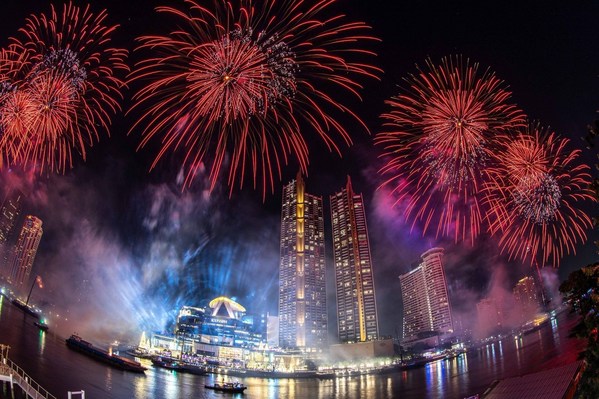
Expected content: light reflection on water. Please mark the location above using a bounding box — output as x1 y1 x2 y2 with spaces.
0 301 587 399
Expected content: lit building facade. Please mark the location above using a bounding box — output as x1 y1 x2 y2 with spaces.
513 276 541 322
279 173 327 350
0 191 23 276
330 177 379 343
8 215 43 289
399 248 453 340
175 297 265 349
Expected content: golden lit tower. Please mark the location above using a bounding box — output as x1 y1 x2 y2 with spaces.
331 176 379 342
279 173 327 350
8 215 43 290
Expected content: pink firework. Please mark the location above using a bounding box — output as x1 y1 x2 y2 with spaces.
0 2 128 173
484 124 594 267
375 56 525 243
129 0 381 196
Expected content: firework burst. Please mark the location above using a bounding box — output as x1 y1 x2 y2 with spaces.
484 124 594 267
375 56 525 243
0 2 128 173
129 0 380 196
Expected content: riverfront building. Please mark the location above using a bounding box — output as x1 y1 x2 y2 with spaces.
399 248 453 341
513 276 541 322
7 215 43 290
278 173 328 350
0 191 23 277
175 297 266 352
330 177 379 343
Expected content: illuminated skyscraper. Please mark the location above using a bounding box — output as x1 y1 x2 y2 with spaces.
0 191 23 243
8 215 43 289
0 191 23 276
513 276 541 322
279 173 327 350
331 177 379 343
400 248 453 340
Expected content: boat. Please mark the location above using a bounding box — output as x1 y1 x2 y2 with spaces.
34 320 49 331
204 381 247 393
66 335 147 373
151 356 185 371
11 299 40 319
180 362 206 375
151 356 207 375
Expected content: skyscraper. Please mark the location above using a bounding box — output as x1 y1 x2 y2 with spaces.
278 173 327 350
330 176 379 343
8 215 43 290
0 191 23 276
0 191 23 244
513 276 541 322
399 247 453 340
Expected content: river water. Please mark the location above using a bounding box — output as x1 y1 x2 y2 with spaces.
0 295 586 399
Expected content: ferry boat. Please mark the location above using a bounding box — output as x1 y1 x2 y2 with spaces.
151 356 206 375
66 335 147 373
11 299 40 319
204 381 247 393
34 320 49 332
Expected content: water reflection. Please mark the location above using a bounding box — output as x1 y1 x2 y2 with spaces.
0 305 587 399
38 329 46 355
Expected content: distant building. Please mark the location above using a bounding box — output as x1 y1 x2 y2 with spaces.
267 314 279 348
0 191 23 276
399 248 453 341
513 276 541 322
330 176 379 343
278 173 328 350
476 298 504 337
7 215 43 290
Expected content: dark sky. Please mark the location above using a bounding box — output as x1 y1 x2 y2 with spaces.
0 0 597 342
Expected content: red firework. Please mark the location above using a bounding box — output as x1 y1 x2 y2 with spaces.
129 0 380 196
484 124 594 267
375 56 525 243
0 2 128 173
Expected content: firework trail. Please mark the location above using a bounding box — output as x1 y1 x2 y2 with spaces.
484 124 594 267
129 0 380 196
0 2 128 173
375 56 525 243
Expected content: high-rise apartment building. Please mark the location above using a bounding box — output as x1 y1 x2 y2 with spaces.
8 215 43 289
513 276 540 322
0 191 23 276
278 173 327 350
330 177 379 343
399 247 453 340
0 191 23 244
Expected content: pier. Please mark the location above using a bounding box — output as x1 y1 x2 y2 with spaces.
0 344 56 399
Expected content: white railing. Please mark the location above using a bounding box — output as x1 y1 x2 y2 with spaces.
0 345 57 399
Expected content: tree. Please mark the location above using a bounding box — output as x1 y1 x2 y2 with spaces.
558 120 599 398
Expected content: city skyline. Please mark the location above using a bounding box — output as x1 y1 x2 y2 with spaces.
0 0 596 345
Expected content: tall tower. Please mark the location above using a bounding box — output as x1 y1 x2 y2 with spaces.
0 191 23 243
0 191 23 276
330 176 379 343
513 276 540 322
8 215 43 290
278 173 327 350
399 248 453 340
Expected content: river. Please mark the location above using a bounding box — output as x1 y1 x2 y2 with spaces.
0 295 586 399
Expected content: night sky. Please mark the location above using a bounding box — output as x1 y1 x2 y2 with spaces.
0 0 597 343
